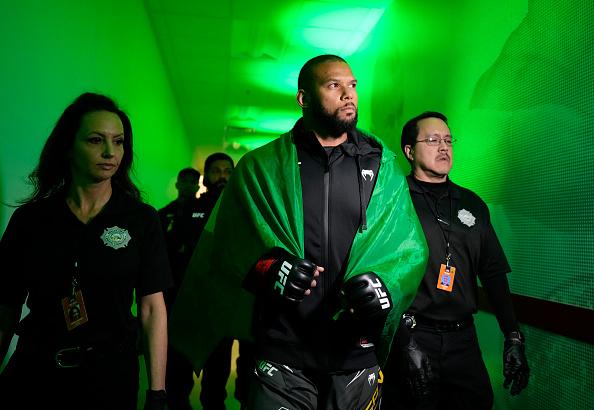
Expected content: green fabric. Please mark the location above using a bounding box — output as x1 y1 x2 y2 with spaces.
169 131 428 370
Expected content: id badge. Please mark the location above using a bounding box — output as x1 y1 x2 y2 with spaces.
62 289 89 330
436 264 456 292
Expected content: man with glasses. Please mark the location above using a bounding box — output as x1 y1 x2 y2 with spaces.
382 111 530 409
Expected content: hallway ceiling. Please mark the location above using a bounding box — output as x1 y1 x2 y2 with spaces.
145 0 392 151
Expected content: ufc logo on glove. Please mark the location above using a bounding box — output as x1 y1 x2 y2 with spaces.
371 278 391 310
274 260 292 294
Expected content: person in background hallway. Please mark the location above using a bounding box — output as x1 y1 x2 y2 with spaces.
0 92 171 410
159 167 203 309
196 153 256 410
382 111 530 410
160 153 253 409
168 54 428 410
194 153 254 410
158 167 202 410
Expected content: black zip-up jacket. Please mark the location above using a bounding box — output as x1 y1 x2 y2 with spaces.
255 119 382 371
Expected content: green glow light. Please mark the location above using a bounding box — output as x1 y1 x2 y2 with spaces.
235 61 299 97
235 3 389 141
298 8 386 56
278 3 387 57
226 106 299 135
225 135 278 151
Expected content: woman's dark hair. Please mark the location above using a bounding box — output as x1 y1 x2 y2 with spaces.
22 92 140 203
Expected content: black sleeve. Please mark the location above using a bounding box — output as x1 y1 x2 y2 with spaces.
137 206 174 297
157 207 167 233
0 207 29 308
481 274 519 335
477 207 511 280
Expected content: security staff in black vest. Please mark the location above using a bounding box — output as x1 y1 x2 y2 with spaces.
382 111 529 409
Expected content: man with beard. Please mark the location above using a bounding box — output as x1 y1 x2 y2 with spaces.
169 55 427 409
195 153 234 215
382 111 529 409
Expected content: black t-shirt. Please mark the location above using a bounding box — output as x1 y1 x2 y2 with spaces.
406 176 511 320
0 189 172 351
158 190 220 308
159 198 206 267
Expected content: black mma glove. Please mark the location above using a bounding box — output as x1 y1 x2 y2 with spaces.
340 272 392 327
144 389 167 410
398 316 433 399
247 248 317 304
503 330 530 395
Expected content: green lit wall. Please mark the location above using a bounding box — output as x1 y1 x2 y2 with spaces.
0 0 190 229
365 1 593 409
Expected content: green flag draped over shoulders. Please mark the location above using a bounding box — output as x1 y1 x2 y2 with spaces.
169 130 427 370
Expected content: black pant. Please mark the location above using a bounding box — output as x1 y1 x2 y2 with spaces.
200 338 256 410
382 324 493 410
235 340 256 406
200 338 233 410
166 346 196 410
247 359 383 410
0 345 139 409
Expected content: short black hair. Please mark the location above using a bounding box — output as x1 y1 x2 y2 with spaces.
177 167 200 181
297 54 347 92
400 111 448 157
204 152 234 174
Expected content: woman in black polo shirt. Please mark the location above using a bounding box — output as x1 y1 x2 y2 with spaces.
0 93 172 409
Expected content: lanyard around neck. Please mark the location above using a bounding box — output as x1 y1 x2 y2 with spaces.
414 180 454 267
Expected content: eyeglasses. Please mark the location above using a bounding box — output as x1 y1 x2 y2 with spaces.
415 136 456 146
